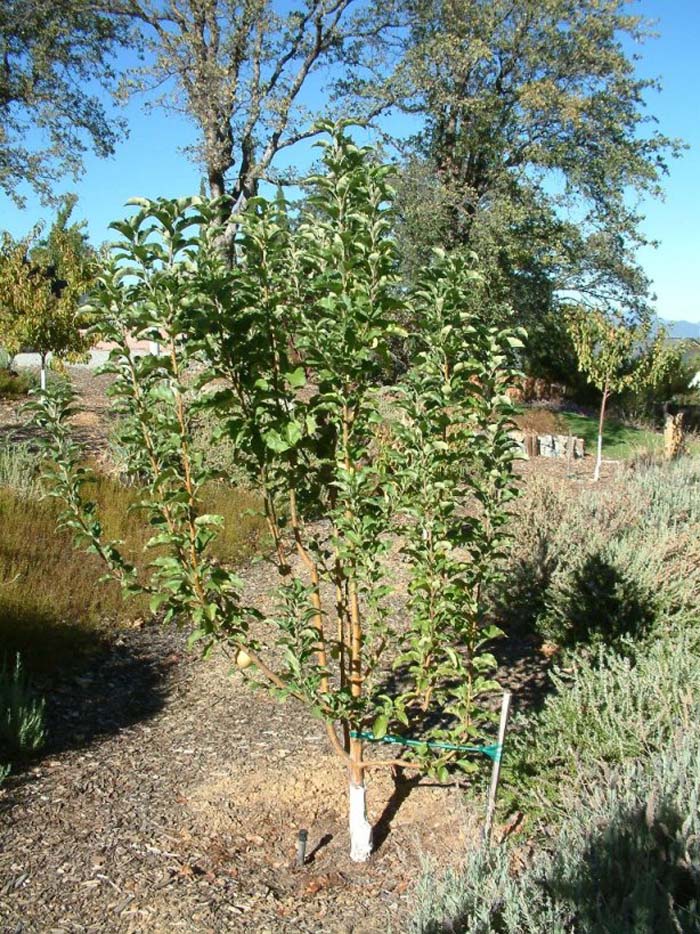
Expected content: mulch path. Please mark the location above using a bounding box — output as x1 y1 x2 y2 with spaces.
0 612 483 934
0 369 117 462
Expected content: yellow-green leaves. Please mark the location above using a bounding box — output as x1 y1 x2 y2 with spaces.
0 197 95 366
568 308 673 398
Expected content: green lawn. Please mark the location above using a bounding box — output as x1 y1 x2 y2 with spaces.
555 411 663 460
514 405 666 460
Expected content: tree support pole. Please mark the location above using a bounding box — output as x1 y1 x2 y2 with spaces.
483 690 512 845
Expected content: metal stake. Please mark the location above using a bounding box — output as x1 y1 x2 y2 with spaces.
296 829 308 867
483 690 512 845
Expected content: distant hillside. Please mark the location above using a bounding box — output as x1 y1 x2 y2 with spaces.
661 319 700 339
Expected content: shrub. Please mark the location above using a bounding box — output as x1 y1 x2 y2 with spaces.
413 716 700 934
417 461 700 932
110 400 253 489
505 629 700 820
0 654 45 783
32 128 522 863
0 441 43 497
497 458 700 649
0 367 34 398
513 407 566 436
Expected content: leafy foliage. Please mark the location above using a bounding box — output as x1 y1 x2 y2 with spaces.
413 711 700 933
0 0 127 204
496 458 700 650
0 196 96 372
568 309 675 478
0 654 45 785
568 309 673 400
384 0 683 328
389 251 522 776
32 129 521 802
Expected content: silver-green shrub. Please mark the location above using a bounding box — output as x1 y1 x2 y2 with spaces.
498 458 700 648
0 441 43 498
413 717 700 934
506 630 700 819
416 459 700 932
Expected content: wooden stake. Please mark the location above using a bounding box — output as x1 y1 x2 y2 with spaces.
483 690 512 845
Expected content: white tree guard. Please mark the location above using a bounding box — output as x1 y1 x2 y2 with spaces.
348 779 373 862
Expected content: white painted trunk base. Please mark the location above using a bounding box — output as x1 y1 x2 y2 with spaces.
594 432 603 482
349 779 373 862
40 365 47 391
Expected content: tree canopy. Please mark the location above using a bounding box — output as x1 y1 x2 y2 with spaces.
116 0 399 253
377 0 682 340
0 0 127 205
1 0 682 347
568 307 674 479
0 195 95 381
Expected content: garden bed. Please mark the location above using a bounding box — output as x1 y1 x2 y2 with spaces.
0 367 635 931
1 613 480 933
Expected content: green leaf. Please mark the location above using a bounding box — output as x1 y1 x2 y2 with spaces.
287 367 306 389
262 429 291 453
149 592 170 614
372 714 389 740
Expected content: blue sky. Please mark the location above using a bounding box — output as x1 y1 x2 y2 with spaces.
629 0 700 326
1 0 698 324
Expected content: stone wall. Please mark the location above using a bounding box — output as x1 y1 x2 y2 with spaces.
511 430 584 459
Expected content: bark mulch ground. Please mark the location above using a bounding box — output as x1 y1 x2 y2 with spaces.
0 613 486 934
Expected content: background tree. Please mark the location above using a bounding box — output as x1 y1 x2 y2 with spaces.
0 196 95 388
568 309 674 481
370 0 683 369
33 130 521 862
117 0 400 255
0 0 127 205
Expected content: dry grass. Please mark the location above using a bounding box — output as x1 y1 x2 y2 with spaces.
0 472 267 674
513 408 566 436
0 369 35 398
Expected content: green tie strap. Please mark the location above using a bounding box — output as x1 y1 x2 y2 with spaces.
350 729 502 762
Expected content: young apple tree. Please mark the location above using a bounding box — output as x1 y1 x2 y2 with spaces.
568 309 672 481
32 127 521 861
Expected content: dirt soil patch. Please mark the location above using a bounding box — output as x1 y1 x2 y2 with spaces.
0 368 117 463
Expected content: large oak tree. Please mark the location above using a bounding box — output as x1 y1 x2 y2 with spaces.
369 0 683 374
118 0 399 253
0 0 127 205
